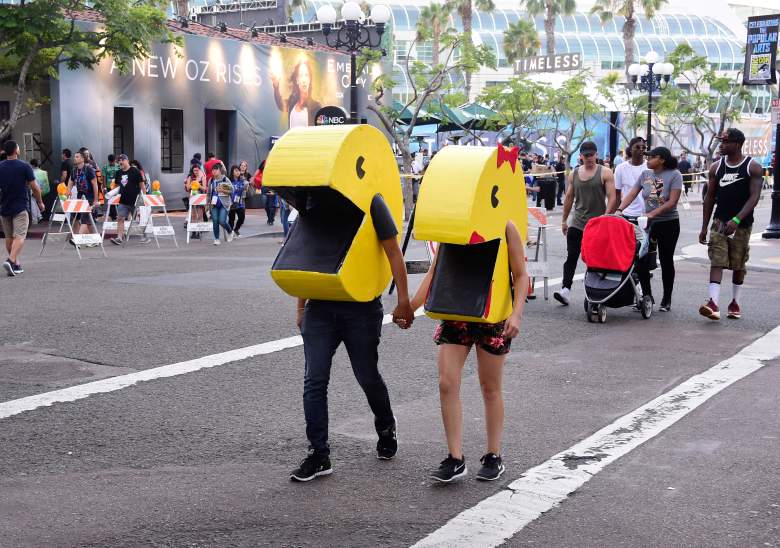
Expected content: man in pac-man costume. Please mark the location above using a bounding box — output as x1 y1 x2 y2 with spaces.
264 124 414 482
409 144 530 483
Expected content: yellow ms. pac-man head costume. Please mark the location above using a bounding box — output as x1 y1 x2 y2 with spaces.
414 144 528 323
264 125 403 302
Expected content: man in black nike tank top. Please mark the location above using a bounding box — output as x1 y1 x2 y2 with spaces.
698 128 763 321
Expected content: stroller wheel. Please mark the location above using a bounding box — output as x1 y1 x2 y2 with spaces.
597 305 607 323
583 299 590 313
641 295 653 319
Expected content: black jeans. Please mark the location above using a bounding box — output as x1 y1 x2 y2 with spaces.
536 179 556 210
265 204 276 223
556 177 565 204
301 299 395 456
229 207 245 232
562 226 584 290
637 218 680 303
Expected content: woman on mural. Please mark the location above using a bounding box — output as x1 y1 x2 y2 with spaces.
271 58 322 128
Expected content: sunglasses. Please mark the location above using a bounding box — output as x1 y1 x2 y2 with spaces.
581 152 596 158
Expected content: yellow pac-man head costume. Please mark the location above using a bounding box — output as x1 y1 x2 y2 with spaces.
264 125 403 302
414 145 528 323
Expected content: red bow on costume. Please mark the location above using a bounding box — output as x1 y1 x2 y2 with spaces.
496 144 519 173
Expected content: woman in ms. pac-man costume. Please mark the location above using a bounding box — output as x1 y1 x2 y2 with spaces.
409 144 530 483
263 124 415 483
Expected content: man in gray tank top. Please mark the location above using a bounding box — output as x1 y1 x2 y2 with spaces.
554 141 617 305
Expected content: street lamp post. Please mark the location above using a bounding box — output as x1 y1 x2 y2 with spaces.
628 52 674 148
316 2 390 124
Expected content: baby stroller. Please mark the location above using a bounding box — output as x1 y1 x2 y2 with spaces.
580 215 652 324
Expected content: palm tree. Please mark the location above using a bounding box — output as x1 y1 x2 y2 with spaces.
446 0 495 97
286 0 308 20
520 0 576 57
417 2 453 67
591 0 667 71
503 20 541 64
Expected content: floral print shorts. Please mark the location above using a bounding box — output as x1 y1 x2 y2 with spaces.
433 320 511 356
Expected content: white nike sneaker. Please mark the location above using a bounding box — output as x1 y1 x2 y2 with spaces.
553 287 571 306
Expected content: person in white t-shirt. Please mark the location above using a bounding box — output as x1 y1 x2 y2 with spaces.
610 137 647 220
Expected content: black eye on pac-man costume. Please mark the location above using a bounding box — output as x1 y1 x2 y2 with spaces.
414 145 528 323
263 125 403 301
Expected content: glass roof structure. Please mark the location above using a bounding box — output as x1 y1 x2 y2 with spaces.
295 1 745 72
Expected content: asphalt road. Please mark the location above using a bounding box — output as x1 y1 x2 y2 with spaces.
1 201 779 547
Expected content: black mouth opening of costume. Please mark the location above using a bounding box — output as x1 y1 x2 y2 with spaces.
425 239 500 319
270 187 364 274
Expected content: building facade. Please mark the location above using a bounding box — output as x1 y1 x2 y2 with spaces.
1 15 363 204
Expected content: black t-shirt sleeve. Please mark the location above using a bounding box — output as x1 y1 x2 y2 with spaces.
370 194 398 241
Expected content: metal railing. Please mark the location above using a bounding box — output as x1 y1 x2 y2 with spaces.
191 0 277 15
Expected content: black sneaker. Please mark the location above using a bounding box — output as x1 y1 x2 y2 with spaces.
11 262 23 275
290 453 332 482
430 454 467 483
3 259 15 277
476 453 505 481
376 423 398 460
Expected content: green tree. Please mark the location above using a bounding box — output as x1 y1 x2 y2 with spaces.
445 0 495 97
597 70 646 145
652 44 752 164
520 0 575 57
416 2 453 67
365 32 496 215
503 20 541 64
482 73 601 159
590 0 667 71
286 0 308 19
0 0 177 141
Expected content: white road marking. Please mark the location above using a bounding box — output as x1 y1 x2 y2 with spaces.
412 325 780 548
0 310 426 420
0 256 673 420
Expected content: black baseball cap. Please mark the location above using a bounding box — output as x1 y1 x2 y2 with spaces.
580 141 597 155
716 128 745 145
117 153 129 161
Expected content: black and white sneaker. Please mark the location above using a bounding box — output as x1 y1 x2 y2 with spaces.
553 287 570 306
430 454 467 483
376 422 398 460
3 259 16 277
11 262 23 275
290 453 333 482
476 453 505 481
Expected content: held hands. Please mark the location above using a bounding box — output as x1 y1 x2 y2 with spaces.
392 300 414 330
502 313 521 339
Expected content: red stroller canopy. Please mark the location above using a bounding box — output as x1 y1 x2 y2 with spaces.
581 216 637 272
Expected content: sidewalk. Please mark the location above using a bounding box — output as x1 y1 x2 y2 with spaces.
681 232 780 272
20 208 285 241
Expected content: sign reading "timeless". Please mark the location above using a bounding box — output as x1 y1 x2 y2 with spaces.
513 53 582 74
